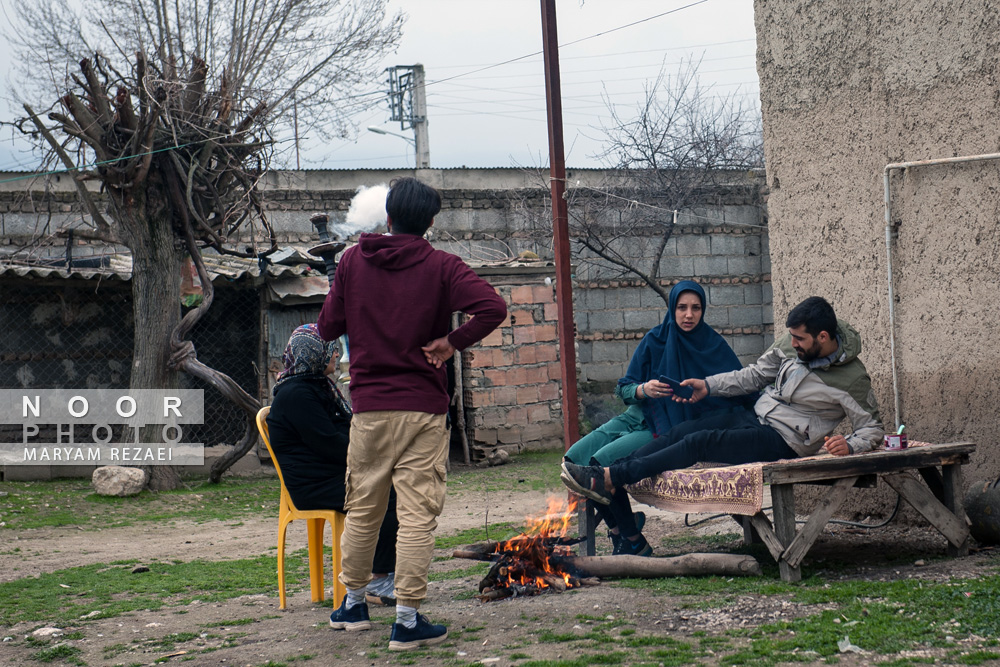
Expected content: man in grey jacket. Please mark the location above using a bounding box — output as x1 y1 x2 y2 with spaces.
561 296 883 556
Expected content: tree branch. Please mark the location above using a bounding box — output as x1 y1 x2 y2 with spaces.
23 103 113 232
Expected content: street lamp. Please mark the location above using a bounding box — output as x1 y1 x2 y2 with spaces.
367 125 415 145
367 124 429 169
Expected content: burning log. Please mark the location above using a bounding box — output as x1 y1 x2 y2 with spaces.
476 588 514 602
452 549 501 562
552 553 762 578
461 498 594 601
453 535 583 562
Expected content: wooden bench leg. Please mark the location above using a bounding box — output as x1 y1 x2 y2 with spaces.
781 476 856 570
942 463 970 557
578 500 597 556
771 484 800 582
737 515 762 545
883 472 969 552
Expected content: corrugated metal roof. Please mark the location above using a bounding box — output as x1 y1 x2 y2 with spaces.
0 245 555 284
0 246 326 283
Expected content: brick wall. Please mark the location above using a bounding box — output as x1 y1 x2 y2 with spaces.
464 269 564 456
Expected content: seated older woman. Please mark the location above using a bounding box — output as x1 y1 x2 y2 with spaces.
266 323 398 604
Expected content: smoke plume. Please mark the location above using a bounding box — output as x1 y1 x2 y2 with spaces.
341 184 389 237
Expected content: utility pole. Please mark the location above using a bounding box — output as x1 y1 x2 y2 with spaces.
386 64 430 168
411 65 430 169
292 92 301 170
540 0 580 449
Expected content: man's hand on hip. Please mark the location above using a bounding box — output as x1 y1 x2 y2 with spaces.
421 337 455 369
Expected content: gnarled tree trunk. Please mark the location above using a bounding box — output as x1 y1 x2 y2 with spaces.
115 182 185 491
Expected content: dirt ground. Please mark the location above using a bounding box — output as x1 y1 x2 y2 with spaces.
1 468 998 667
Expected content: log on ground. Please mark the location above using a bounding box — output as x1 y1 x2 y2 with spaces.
555 553 761 578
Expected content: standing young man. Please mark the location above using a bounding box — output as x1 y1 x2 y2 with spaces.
318 177 507 651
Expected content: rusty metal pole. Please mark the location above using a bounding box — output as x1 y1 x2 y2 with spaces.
540 0 580 450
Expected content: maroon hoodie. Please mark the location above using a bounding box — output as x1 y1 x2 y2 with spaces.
317 233 507 414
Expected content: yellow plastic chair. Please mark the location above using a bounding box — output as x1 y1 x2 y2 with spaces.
256 406 347 609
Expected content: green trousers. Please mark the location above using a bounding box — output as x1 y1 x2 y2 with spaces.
564 406 652 467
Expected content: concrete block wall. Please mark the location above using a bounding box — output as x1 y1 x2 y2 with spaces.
1 168 771 452
574 224 773 391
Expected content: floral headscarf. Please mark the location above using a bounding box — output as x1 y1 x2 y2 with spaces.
273 323 352 414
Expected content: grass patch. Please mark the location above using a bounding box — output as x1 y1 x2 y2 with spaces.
200 617 267 628
447 449 564 495
433 523 521 550
520 653 631 666
428 562 489 582
0 476 280 531
31 643 85 664
724 575 1000 663
0 554 306 627
609 552 1000 665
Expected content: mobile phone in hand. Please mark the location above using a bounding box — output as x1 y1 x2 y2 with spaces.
658 376 693 399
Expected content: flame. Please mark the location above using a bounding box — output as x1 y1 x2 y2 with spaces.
493 496 579 590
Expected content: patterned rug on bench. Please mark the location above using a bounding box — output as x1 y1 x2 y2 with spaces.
623 441 933 516
625 463 765 516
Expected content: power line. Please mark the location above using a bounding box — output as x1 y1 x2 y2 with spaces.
428 38 757 70
419 53 758 84
421 0 710 90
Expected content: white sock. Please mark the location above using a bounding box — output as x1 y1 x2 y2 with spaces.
345 586 366 609
396 604 418 629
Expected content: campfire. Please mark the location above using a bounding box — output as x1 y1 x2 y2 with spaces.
453 497 766 601
453 497 599 602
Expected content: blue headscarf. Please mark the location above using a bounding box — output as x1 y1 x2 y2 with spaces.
619 281 752 437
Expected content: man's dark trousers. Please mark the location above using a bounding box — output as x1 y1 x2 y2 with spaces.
606 409 797 537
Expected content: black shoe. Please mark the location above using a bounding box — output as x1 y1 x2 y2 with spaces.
607 511 645 552
615 533 653 557
329 597 371 631
388 614 448 651
561 461 613 505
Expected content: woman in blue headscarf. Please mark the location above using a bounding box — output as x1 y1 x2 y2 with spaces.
563 281 754 552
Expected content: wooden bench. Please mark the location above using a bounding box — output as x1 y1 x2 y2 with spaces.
580 441 976 582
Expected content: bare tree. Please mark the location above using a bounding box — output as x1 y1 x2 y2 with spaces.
6 0 403 489
7 0 403 149
518 59 764 305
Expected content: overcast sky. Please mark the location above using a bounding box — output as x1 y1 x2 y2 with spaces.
0 0 759 171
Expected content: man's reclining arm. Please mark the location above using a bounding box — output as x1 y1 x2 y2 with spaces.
706 346 785 397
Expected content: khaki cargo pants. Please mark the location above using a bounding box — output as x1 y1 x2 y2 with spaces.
339 410 448 609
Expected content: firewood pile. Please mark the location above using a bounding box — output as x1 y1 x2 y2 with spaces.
453 536 599 602
451 498 762 603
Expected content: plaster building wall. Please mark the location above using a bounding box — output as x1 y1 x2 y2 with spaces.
754 1 1000 490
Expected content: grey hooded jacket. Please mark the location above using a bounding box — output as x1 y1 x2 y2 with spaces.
705 320 883 456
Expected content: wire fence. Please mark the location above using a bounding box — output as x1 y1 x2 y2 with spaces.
0 276 260 450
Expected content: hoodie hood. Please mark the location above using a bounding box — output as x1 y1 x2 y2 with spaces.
358 232 433 270
832 319 862 366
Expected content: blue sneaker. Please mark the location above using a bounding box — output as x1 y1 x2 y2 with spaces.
615 533 653 557
329 598 371 631
608 511 645 552
388 614 448 651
